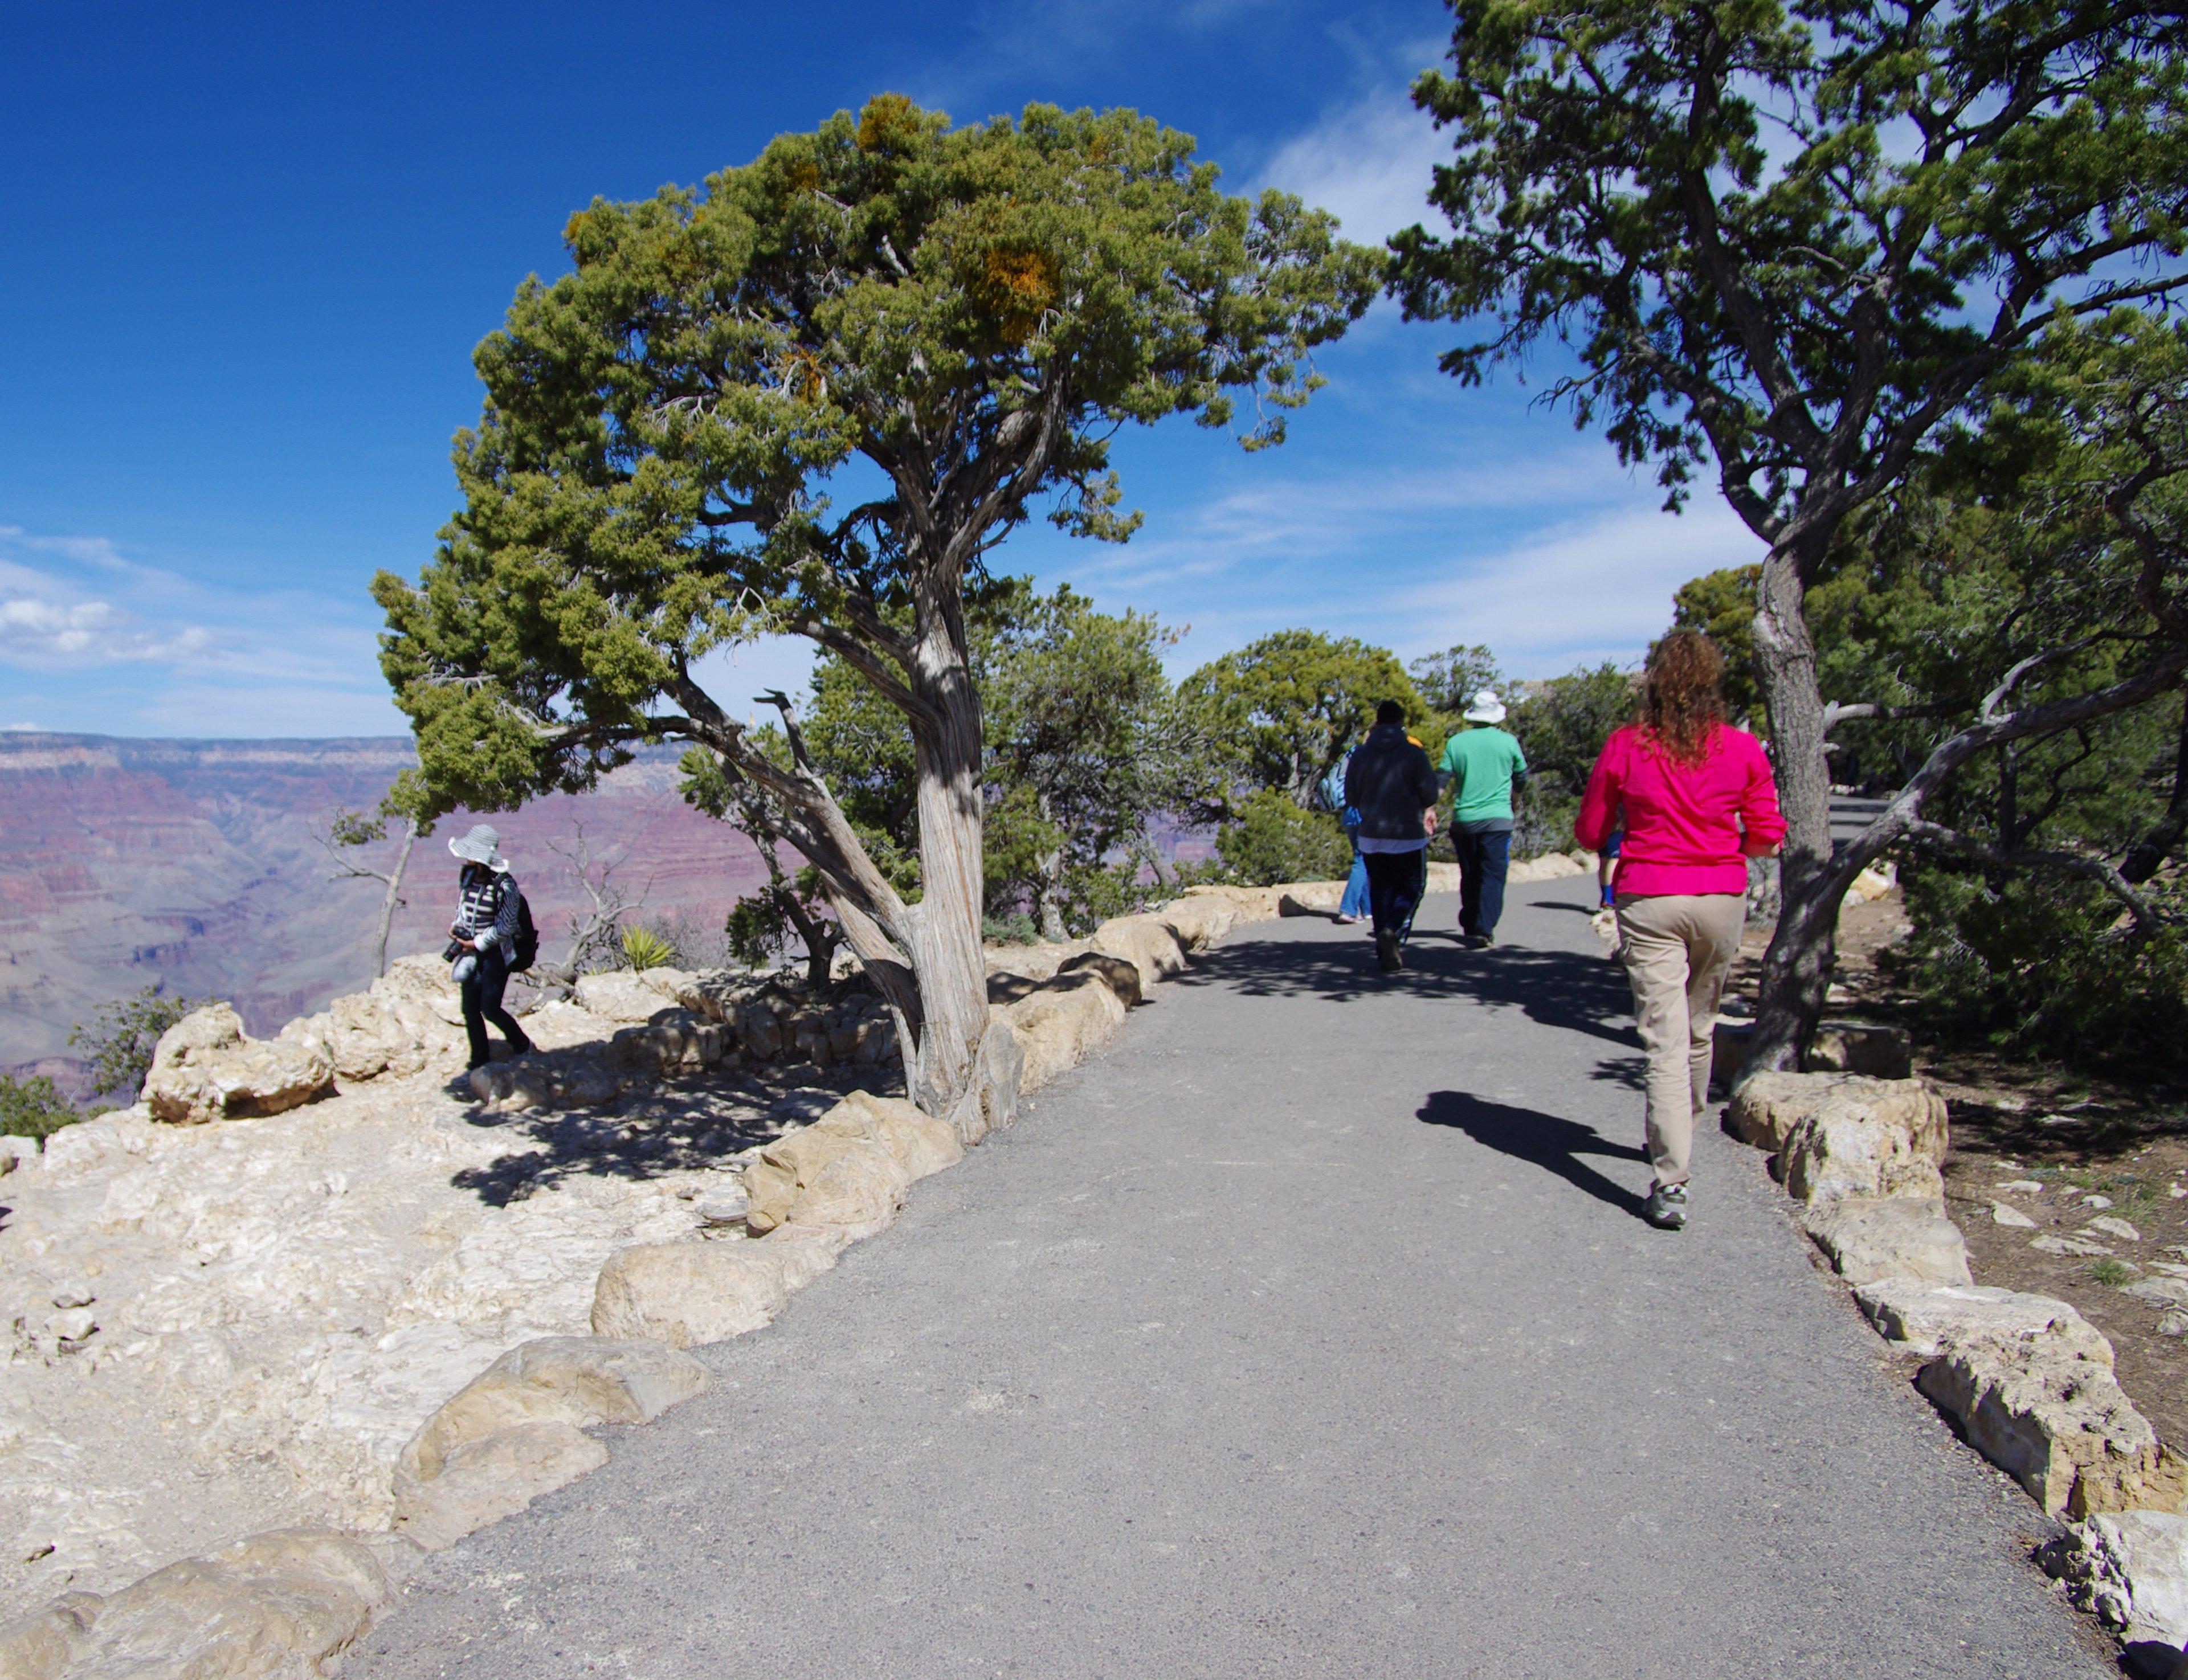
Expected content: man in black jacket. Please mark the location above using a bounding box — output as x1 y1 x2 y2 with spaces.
1342 701 1440 972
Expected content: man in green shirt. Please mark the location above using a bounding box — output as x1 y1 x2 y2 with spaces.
1436 690 1528 947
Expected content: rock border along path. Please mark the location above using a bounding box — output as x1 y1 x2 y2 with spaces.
345 879 2112 1680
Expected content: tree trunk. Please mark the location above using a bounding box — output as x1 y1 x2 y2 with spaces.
903 636 991 1118
1746 539 1838 1077
1035 841 1068 943
373 817 419 979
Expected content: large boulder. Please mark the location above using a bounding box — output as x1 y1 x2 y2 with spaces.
141 1004 335 1125
0 1528 392 1679
394 1421 607 1554
1778 1088 1947 1205
1802 1198 1971 1286
1506 851 1590 883
983 942 1083 986
1854 1279 2109 1361
604 1009 727 1078
1918 1331 2186 1519
1090 915 1191 987
1725 1071 1948 1158
1715 1020 1917 1088
1157 894 1237 951
741 1113 914 1239
397 1335 709 1486
590 1227 849 1348
997 960 1135 1093
2040 1511 2188 1674
279 955 468 1083
814 1092 965 1181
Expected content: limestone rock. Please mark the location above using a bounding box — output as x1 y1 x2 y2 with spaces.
605 1011 725 1078
817 1092 964 1182
1802 1197 1971 1286
1506 851 1589 882
397 1335 708 1487
590 1227 848 1349
393 1420 609 1552
1918 1332 2185 1518
1991 1200 2038 1228
2042 1510 2188 1661
2126 1278 2188 1309
1276 882 1345 916
1724 1072 1946 1159
2092 1216 2146 1243
1853 1279 2112 1362
998 964 1131 1093
1089 915 1190 986
0 1591 100 1680
785 1137 910 1237
573 971 680 1024
1779 1092 1948 1205
142 1005 336 1126
2036 1233 2116 1258
12 1528 392 1678
1157 894 1236 951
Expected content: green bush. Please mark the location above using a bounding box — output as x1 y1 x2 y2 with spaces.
981 911 1040 945
1885 865 2188 1066
1216 791 1354 886
621 925 678 972
0 1075 79 1141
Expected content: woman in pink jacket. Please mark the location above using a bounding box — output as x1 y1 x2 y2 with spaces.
1575 632 1784 1231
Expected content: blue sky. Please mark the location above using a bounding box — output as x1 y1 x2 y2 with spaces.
0 0 1762 738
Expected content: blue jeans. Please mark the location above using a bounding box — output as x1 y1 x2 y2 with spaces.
1340 825 1370 919
1362 849 1427 943
1453 827 1511 938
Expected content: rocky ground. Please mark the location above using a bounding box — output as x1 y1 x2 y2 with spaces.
0 963 898 1621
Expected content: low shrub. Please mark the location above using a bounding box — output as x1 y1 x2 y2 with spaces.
1 1075 80 1141
1216 790 1353 886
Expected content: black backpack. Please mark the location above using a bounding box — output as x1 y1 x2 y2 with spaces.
509 886 539 972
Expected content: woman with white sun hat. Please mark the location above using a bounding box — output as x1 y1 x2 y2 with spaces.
446 823 533 1070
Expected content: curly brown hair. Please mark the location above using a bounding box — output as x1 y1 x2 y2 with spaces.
1641 630 1726 765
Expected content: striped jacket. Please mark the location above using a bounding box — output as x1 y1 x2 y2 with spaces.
454 865 522 955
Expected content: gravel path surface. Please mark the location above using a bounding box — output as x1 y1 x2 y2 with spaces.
352 880 2111 1678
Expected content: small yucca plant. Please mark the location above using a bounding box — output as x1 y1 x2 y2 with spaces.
621 925 677 972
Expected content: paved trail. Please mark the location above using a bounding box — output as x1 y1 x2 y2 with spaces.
354 880 2108 1679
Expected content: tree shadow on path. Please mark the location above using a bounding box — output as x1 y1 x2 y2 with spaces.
1418 1089 1650 1220
1175 926 1638 1051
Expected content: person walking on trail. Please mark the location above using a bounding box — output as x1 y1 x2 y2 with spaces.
446 824 534 1072
1436 690 1528 949
1574 632 1783 1231
1344 700 1440 972
1320 742 1371 925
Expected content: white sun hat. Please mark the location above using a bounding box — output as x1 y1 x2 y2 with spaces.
447 823 506 869
1462 689 1508 724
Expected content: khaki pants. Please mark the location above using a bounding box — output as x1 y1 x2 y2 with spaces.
1615 893 1746 1186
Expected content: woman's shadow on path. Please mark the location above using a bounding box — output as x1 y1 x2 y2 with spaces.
1417 1090 1650 1220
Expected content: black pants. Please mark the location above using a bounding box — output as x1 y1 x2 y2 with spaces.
459 946 528 1066
1362 849 1427 943
1453 827 1512 937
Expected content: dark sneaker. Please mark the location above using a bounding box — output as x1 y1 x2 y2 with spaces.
1643 1182 1689 1229
1376 931 1402 972
507 1034 535 1058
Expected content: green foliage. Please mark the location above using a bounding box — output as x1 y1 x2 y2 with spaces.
1886 864 2188 1069
980 911 1040 946
1390 1 2188 524
1410 644 1506 727
1183 630 1426 810
1215 790 1354 887
373 95 1377 824
69 984 205 1103
621 925 677 972
2091 1257 2137 1289
0 1076 79 1141
1503 663 1635 859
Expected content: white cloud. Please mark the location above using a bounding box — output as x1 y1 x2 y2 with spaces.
1393 500 1764 673
1256 85 1446 243
0 555 217 664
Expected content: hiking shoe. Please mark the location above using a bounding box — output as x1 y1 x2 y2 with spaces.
1375 931 1402 972
1643 1182 1689 1230
1465 932 1495 950
507 1033 535 1058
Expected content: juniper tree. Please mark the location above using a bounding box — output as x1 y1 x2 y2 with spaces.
1389 0 2188 1071
375 97 1375 1115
